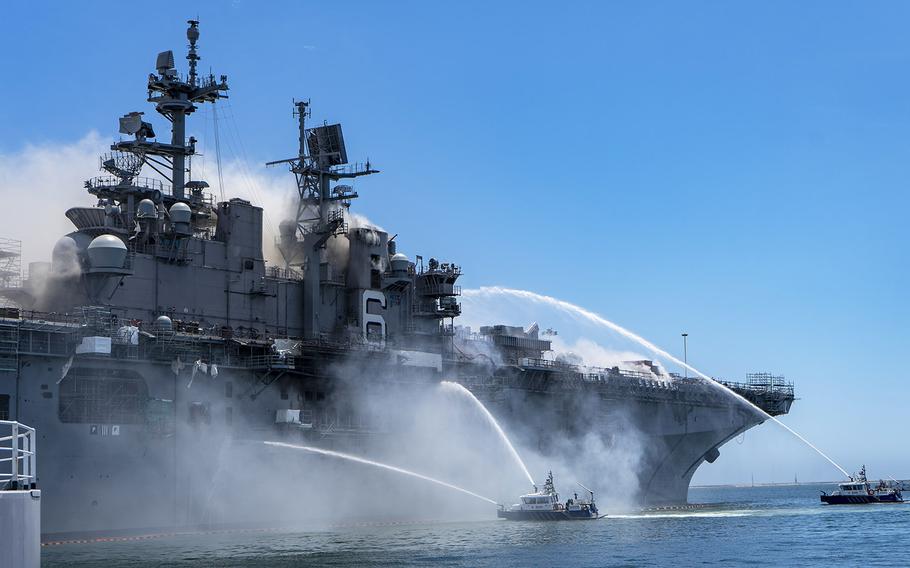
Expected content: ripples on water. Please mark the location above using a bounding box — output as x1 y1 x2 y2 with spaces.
43 484 910 567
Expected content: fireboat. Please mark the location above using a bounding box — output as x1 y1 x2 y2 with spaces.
820 466 904 505
497 472 602 521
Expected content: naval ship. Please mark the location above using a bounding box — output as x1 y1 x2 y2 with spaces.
0 21 794 535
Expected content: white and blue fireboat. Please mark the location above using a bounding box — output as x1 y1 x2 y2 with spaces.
497 471 601 521
820 465 904 505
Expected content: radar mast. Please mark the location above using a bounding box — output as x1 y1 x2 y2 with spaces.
113 19 229 201
267 100 379 266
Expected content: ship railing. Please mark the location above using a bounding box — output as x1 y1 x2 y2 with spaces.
320 272 346 286
10 309 85 328
519 358 664 381
244 354 296 370
581 369 678 391
454 331 493 343
265 266 303 281
721 381 795 397
518 357 575 370
720 376 794 397
416 282 462 297
329 162 375 176
0 421 36 490
85 175 172 195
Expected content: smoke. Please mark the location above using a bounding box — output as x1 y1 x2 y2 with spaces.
349 211 384 233
211 159 297 266
0 132 330 269
161 355 545 530
548 335 650 371
532 427 646 513
440 381 535 486
0 133 104 266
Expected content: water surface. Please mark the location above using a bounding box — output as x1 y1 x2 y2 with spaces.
43 484 908 567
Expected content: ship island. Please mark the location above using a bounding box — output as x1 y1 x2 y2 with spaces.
0 21 795 535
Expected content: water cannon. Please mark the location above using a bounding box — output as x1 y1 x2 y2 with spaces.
577 482 595 499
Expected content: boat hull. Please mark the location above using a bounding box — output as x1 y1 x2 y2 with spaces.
497 509 599 521
820 494 903 505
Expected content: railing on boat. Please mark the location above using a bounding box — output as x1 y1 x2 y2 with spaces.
0 420 36 490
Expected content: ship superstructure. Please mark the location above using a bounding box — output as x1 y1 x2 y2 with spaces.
0 21 795 535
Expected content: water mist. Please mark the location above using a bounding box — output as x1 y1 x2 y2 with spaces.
263 441 498 505
462 286 850 479
439 381 536 487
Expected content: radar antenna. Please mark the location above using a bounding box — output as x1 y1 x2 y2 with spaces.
100 152 145 185
266 99 379 266
112 19 228 200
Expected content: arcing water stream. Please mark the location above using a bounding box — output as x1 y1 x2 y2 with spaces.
439 381 536 487
263 441 498 505
461 286 850 479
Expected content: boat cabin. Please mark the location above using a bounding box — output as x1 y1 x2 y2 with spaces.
517 492 560 511
835 482 870 495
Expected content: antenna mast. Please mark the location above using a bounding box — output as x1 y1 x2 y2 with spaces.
266 99 380 264
114 19 228 201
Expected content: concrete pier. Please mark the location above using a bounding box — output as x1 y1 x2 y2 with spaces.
0 489 41 568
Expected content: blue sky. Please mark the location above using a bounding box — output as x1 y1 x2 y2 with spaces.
1 1 908 483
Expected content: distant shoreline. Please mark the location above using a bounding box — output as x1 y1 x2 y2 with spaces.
692 481 839 488
694 478 908 489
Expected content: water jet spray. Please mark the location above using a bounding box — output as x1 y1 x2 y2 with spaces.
439 381 536 487
263 441 498 505
462 286 850 479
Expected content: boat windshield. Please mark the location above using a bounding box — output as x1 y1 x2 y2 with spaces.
521 496 555 504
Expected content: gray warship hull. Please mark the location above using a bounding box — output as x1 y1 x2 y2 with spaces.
0 21 794 535
3 323 790 534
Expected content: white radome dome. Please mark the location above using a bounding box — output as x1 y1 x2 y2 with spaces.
86 234 127 269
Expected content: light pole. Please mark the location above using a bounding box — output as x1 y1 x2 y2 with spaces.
681 333 688 379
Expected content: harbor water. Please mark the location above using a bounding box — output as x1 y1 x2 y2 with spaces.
42 483 910 567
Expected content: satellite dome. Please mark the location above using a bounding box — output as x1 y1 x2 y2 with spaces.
390 252 410 272
86 234 127 269
136 199 157 219
155 315 173 333
169 202 192 224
